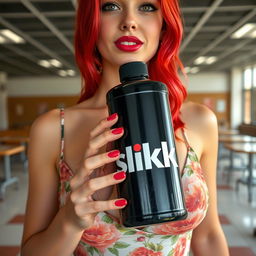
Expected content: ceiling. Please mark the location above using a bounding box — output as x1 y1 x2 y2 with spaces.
0 0 256 78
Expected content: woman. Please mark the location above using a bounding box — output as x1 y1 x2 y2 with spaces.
21 0 229 255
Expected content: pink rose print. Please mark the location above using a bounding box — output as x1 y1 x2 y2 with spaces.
60 162 72 182
129 247 163 256
81 218 121 252
136 230 147 235
74 243 89 256
182 173 198 194
185 184 206 212
136 236 146 242
173 237 187 256
152 214 203 235
191 161 205 180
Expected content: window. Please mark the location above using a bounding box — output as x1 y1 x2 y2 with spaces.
242 65 256 125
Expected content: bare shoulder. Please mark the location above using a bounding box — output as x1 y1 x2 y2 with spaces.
29 101 94 141
180 101 218 157
30 108 60 140
181 101 218 135
60 102 109 137
29 109 62 164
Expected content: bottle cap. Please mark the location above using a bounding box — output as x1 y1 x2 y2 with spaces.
119 61 149 83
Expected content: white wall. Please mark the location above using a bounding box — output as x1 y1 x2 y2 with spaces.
230 68 242 128
184 72 228 93
7 76 81 96
7 72 229 97
3 70 245 130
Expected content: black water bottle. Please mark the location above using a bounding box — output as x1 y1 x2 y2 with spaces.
106 61 187 227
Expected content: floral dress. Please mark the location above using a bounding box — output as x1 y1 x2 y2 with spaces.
58 109 209 256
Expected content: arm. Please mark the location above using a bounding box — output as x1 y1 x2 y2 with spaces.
21 110 84 256
190 106 229 256
21 111 127 256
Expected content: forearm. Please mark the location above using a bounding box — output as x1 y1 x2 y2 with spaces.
192 230 229 256
21 207 84 256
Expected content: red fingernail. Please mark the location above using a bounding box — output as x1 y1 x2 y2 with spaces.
113 171 126 180
108 150 120 158
112 127 123 135
107 113 117 121
115 199 127 207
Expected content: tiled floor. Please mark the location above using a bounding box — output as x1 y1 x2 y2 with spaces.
0 158 256 256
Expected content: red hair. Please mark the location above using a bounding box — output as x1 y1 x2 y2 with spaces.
75 0 187 131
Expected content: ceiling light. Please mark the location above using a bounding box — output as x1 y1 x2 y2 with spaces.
0 29 25 43
66 69 76 76
250 30 256 38
231 23 256 39
194 56 206 65
49 59 62 68
0 35 6 44
194 56 217 65
184 67 200 74
205 56 217 65
38 60 51 68
190 67 200 74
58 70 67 77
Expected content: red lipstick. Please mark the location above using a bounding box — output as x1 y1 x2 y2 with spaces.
115 36 143 52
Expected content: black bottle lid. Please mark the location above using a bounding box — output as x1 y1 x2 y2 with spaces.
107 61 167 101
119 61 149 83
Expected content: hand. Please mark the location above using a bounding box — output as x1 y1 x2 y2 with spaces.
64 113 126 230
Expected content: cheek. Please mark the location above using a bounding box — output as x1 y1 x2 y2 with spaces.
147 26 162 44
145 18 163 40
98 17 116 42
97 19 114 54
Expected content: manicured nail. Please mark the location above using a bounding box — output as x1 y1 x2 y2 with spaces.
112 127 123 135
108 150 120 158
113 171 126 180
115 199 127 207
107 113 118 121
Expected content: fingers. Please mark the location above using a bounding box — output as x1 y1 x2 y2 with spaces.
70 149 122 190
90 113 118 139
85 114 123 158
68 170 127 229
86 127 124 157
71 171 126 203
74 198 127 217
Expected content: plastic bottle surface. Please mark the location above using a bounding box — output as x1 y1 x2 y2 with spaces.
106 61 187 227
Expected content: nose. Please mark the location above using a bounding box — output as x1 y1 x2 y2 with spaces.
120 22 137 31
120 12 138 31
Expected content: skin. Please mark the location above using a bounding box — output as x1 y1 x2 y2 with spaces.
21 0 229 255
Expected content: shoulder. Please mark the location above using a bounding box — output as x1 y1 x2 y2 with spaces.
29 105 85 148
181 101 218 134
29 102 90 139
30 108 61 140
29 109 62 164
180 101 218 156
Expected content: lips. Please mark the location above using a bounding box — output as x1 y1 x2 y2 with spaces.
114 36 143 52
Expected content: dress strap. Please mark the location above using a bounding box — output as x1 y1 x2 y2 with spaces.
181 128 191 150
60 108 65 161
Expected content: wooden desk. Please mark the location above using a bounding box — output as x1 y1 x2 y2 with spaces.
0 136 29 169
219 135 256 143
218 135 256 172
0 144 25 199
224 143 256 203
0 136 29 144
218 129 239 136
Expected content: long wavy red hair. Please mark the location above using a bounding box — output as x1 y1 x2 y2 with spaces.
75 0 187 131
